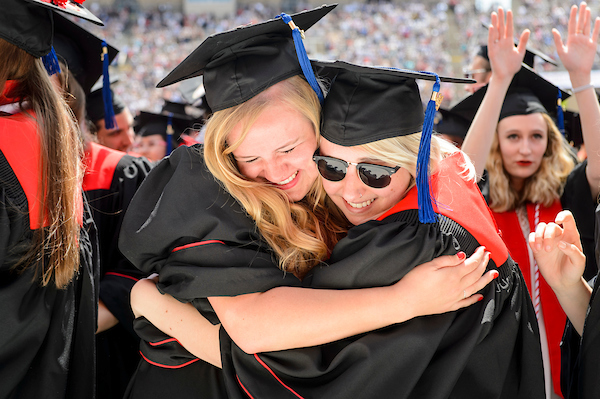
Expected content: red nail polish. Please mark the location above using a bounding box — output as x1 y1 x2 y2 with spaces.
492 271 499 279
457 251 466 260
478 296 483 302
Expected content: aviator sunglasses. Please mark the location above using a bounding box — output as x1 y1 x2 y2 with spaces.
312 150 401 189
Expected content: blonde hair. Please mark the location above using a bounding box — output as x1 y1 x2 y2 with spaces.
486 112 575 212
359 132 475 187
0 39 83 289
204 75 347 279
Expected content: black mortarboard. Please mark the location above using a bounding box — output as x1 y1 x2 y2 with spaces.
161 100 205 121
314 60 474 146
86 88 126 123
135 111 194 155
434 108 471 140
315 60 474 224
452 65 569 123
0 0 53 58
156 5 336 111
25 0 103 26
53 13 119 94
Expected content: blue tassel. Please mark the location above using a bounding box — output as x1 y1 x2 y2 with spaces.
42 47 61 76
166 113 174 155
278 13 324 103
416 74 441 224
556 88 565 136
101 40 117 130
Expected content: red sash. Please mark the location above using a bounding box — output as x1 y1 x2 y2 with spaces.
83 142 125 192
493 201 565 397
378 152 508 267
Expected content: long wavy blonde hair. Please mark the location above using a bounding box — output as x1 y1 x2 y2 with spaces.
204 75 348 279
486 113 575 212
358 132 475 186
0 38 83 289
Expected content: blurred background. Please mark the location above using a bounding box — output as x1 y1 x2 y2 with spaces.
81 0 600 114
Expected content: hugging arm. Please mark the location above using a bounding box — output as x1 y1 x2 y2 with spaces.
461 8 530 180
529 210 592 334
131 248 494 359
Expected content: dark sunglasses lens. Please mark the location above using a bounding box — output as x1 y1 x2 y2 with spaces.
358 165 393 188
316 158 346 182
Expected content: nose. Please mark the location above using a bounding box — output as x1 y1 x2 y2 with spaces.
122 129 134 151
341 165 364 199
519 140 532 155
263 161 290 184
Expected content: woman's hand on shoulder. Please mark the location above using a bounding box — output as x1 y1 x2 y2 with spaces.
393 247 497 318
528 210 586 293
553 2 600 80
487 7 529 84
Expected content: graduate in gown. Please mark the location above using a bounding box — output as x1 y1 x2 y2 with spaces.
0 0 102 397
458 5 600 396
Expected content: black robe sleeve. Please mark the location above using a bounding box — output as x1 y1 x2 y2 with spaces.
561 159 598 281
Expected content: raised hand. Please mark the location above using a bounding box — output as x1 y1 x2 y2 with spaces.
487 7 530 83
553 2 600 78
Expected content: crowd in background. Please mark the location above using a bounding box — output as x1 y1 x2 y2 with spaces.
84 0 600 115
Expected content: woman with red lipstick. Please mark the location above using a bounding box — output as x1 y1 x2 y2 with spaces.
459 4 600 397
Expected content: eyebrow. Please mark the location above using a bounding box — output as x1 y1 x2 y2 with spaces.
233 138 302 160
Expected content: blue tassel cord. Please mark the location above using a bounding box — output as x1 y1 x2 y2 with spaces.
556 88 565 136
101 40 117 130
166 113 174 155
42 47 61 76
416 75 441 224
279 13 324 103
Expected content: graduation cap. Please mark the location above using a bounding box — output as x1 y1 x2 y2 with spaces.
0 0 102 78
53 13 119 94
452 64 569 126
434 108 471 142
25 0 103 26
161 100 205 121
314 60 474 223
135 111 195 155
156 5 336 111
86 87 126 124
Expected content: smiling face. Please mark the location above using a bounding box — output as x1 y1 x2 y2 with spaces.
497 112 548 191
318 138 412 226
229 103 319 202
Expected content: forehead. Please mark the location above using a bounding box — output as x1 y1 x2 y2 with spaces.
497 112 547 133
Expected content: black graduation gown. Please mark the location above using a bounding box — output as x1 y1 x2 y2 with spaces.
0 111 99 399
119 144 301 398
560 204 600 399
83 142 152 399
561 159 598 281
221 153 545 399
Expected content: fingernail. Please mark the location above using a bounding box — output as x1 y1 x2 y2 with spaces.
457 251 466 261
558 241 567 249
492 271 499 279
478 296 483 302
